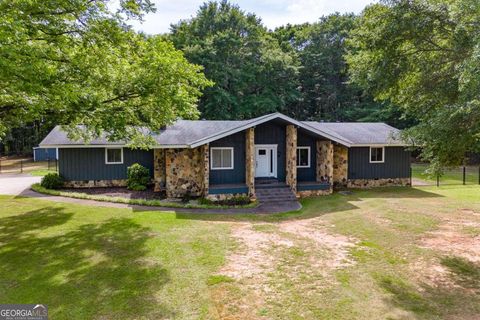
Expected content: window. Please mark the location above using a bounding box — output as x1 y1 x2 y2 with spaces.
211 147 234 170
370 147 384 163
296 146 310 168
105 148 123 164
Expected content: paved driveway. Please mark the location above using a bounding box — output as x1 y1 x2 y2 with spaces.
0 174 41 195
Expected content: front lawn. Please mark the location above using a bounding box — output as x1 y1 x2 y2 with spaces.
1 185 479 319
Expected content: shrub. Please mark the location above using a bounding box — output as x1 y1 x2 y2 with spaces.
127 163 150 191
40 173 64 189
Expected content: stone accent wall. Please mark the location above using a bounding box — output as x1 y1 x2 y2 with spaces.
165 146 208 198
203 144 209 196
63 179 127 188
317 140 333 183
286 125 297 193
245 128 255 198
297 189 332 198
333 145 348 188
154 149 166 192
347 178 411 188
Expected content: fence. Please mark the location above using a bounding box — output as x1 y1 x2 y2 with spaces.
411 163 480 186
0 157 58 174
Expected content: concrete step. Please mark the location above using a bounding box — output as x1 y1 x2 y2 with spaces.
255 186 297 203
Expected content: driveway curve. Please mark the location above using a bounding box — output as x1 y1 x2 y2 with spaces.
0 174 41 195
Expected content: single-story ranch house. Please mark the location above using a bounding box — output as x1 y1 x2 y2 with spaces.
40 113 411 200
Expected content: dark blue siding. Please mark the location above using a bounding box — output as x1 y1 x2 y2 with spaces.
34 148 57 161
59 148 154 181
255 122 286 181
209 131 246 184
297 130 316 182
348 147 411 179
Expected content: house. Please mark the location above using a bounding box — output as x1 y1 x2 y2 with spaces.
39 113 411 200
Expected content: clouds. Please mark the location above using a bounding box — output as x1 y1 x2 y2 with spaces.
126 0 375 34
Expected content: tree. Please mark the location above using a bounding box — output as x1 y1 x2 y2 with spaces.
0 0 211 146
347 0 480 169
272 14 412 126
170 1 299 120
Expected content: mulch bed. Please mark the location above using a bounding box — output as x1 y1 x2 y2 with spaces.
61 186 165 200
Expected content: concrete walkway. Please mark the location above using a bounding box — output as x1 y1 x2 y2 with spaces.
0 174 41 195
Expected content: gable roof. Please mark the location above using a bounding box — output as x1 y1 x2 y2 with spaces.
40 113 407 148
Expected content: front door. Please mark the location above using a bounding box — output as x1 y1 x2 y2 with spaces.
255 145 277 178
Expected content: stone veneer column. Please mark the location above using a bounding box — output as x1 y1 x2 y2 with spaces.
154 149 166 192
316 140 333 183
286 125 297 193
165 147 205 198
333 145 348 188
202 144 209 196
245 127 255 198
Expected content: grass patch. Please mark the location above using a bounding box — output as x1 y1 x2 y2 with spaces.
206 275 235 286
29 168 58 176
0 195 233 319
31 183 257 210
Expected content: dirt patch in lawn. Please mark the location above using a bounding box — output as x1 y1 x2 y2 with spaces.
419 219 480 263
212 219 357 318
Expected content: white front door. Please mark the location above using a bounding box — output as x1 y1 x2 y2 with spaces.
255 145 277 178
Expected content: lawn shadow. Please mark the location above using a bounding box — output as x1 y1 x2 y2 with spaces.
377 257 480 319
441 256 480 291
0 205 172 319
173 187 443 222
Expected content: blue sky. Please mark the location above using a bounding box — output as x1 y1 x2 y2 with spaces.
121 0 375 34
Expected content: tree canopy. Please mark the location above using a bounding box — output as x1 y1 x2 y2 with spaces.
170 1 299 120
347 0 480 169
0 0 211 146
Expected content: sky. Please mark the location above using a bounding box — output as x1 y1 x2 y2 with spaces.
123 0 375 34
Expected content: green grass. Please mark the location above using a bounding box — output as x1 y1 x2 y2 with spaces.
412 163 479 185
2 185 480 319
31 183 257 209
29 168 58 176
0 195 233 319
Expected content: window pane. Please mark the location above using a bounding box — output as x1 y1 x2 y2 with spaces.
296 149 301 166
259 149 266 155
371 148 383 162
300 149 308 166
222 149 232 167
107 149 121 163
212 149 222 168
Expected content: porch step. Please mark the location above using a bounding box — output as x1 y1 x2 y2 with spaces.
255 186 297 203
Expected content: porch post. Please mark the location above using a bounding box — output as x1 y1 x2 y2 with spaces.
153 149 166 192
317 140 333 184
203 143 209 196
286 125 297 193
245 127 255 198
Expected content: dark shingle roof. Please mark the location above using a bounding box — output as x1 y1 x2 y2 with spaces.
40 113 407 148
303 122 404 145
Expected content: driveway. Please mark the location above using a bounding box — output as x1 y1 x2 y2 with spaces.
0 174 41 195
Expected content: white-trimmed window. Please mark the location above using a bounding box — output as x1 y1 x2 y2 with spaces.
370 147 385 163
211 147 234 170
296 146 310 168
105 148 123 164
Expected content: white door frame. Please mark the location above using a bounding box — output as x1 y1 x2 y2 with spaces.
254 144 277 178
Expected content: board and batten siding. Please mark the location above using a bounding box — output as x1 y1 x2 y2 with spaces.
296 129 317 182
209 131 246 185
348 147 411 179
59 148 154 181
